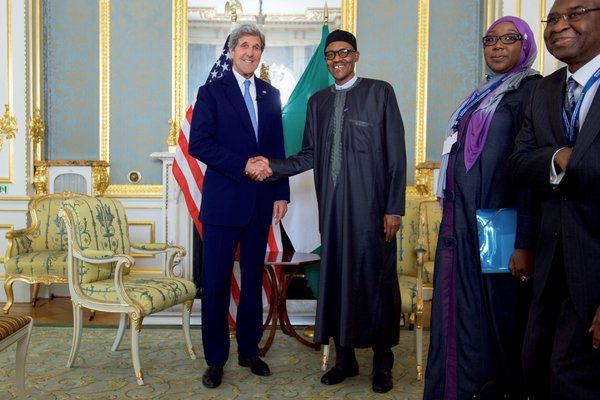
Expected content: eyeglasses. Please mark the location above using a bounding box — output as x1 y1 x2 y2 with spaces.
482 33 523 46
542 7 600 27
324 48 356 60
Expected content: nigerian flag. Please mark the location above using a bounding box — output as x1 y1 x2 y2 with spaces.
281 24 333 296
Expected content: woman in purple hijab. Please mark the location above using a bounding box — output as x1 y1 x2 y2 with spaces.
424 17 541 400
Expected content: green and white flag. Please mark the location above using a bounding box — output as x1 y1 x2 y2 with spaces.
281 24 333 296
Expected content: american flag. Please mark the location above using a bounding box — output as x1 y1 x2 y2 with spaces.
173 32 281 327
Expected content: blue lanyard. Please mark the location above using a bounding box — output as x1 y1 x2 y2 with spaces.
562 67 600 145
451 74 511 131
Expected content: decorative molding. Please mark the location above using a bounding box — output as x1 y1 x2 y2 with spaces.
0 140 14 183
28 0 44 165
341 0 356 34
99 0 110 163
516 0 522 18
168 0 187 152
92 164 109 196
1 0 17 152
32 162 48 195
414 162 439 197
415 0 429 167
538 0 546 75
104 184 162 198
0 197 30 202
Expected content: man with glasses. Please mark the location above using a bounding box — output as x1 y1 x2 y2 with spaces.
510 0 600 398
247 29 406 393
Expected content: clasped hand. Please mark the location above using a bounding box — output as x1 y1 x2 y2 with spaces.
245 156 272 181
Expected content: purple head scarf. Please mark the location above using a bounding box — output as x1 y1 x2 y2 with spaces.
437 16 539 197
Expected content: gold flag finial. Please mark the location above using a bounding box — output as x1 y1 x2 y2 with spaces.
225 0 243 22
324 2 329 25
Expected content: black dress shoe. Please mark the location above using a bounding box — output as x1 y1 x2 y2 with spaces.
320 364 360 385
372 370 394 393
202 365 223 388
238 355 271 376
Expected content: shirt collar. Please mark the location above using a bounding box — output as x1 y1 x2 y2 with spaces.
334 74 358 90
232 68 256 90
567 53 600 87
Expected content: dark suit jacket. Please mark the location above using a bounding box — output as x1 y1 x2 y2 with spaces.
189 72 289 227
510 67 600 321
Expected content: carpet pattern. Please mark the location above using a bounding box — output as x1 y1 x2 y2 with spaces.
0 326 428 399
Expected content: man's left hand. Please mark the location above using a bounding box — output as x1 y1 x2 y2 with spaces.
589 305 600 349
383 215 401 242
273 200 288 224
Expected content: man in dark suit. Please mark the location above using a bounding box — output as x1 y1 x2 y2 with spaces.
188 23 289 389
510 0 600 398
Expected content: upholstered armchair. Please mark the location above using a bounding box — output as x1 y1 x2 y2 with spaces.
59 196 197 385
397 198 441 379
3 193 86 314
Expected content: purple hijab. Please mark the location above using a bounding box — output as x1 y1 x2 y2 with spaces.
437 16 538 197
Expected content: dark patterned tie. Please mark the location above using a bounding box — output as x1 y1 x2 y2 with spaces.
566 77 582 140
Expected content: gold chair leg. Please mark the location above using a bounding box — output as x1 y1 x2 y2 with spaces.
2 277 15 314
31 283 41 307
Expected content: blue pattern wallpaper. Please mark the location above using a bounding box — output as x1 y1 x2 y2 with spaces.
357 0 418 182
427 0 483 163
110 0 171 184
43 0 99 161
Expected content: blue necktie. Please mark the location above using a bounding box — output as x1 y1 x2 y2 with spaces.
243 80 258 141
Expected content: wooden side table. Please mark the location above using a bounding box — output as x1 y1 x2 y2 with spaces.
260 251 320 356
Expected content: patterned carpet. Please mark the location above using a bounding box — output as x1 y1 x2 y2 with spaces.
0 325 428 399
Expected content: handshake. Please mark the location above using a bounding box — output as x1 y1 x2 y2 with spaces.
245 156 272 181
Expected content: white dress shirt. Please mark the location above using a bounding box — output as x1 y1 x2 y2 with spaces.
550 53 600 184
232 69 259 124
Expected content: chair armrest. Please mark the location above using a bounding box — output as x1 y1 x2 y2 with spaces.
80 249 116 260
70 250 138 310
130 242 169 253
5 227 33 239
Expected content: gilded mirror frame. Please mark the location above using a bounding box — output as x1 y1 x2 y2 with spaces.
169 0 357 152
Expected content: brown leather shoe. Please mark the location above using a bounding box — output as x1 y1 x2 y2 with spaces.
238 355 271 376
320 364 359 385
202 365 223 388
372 370 394 393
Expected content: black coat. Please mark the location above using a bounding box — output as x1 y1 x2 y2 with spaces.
424 75 540 400
510 67 600 322
270 78 407 347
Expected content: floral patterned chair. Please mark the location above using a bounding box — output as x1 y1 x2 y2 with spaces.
397 198 441 380
3 193 86 314
59 196 197 385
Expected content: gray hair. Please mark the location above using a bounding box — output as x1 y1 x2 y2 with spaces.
228 23 265 51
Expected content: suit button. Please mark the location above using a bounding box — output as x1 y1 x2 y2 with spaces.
554 231 559 237
443 189 454 201
442 236 457 249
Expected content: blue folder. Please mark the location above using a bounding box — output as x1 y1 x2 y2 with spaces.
476 208 517 274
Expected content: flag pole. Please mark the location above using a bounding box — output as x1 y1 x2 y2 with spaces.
320 2 330 372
